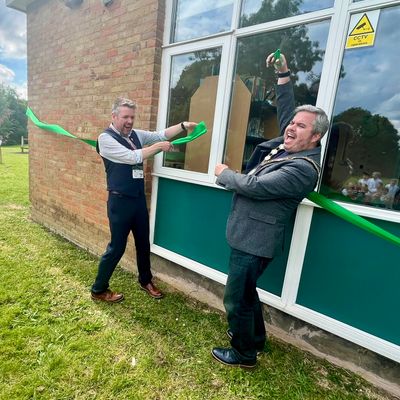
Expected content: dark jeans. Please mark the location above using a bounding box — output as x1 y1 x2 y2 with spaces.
224 248 271 361
91 192 153 293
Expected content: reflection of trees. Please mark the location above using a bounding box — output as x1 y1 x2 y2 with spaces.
236 24 324 106
332 107 400 177
241 0 304 27
168 49 221 126
321 122 354 190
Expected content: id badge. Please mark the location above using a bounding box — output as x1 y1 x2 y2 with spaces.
132 166 144 179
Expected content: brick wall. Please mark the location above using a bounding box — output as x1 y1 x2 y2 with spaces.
27 0 165 264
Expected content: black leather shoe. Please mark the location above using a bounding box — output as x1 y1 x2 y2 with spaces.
211 347 256 368
226 329 264 354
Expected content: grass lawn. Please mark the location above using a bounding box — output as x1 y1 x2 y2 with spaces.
0 145 393 400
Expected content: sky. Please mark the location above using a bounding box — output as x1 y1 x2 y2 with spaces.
0 0 27 99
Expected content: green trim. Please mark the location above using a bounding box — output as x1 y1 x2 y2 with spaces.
307 192 400 248
298 207 400 345
154 178 231 273
154 178 293 296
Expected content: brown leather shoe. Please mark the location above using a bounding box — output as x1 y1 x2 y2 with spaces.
140 282 163 299
91 289 124 303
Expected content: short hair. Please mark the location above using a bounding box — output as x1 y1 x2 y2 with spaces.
294 104 330 138
112 97 137 115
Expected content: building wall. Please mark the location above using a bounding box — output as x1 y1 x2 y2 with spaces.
27 0 165 258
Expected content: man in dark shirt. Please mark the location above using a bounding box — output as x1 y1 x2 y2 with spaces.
91 97 197 302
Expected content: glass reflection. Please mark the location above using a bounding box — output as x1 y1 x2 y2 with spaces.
164 48 221 172
224 21 329 171
240 0 334 27
172 0 234 43
321 6 400 211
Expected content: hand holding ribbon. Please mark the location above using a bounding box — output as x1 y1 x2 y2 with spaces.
171 121 207 145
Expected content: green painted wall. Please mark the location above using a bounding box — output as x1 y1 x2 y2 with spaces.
298 207 400 346
154 179 400 345
154 178 294 296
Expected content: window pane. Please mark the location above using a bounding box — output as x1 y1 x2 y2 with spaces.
223 21 330 171
321 6 400 211
240 0 334 27
172 0 234 43
164 48 222 173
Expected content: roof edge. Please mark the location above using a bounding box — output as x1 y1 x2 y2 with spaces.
6 0 36 13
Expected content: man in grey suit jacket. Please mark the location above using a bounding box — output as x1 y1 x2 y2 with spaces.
212 52 330 368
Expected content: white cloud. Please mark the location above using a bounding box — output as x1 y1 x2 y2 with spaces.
0 63 15 82
0 1 27 98
177 0 232 20
0 1 27 59
13 81 27 99
0 65 27 99
377 93 400 134
0 63 26 98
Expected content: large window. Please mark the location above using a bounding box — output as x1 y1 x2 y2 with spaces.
224 21 330 171
321 6 400 211
240 0 334 27
163 48 222 173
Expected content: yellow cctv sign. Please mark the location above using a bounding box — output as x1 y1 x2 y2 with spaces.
346 10 380 49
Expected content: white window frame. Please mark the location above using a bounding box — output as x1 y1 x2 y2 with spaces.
154 34 234 185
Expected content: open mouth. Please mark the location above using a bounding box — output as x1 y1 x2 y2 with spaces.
285 133 296 143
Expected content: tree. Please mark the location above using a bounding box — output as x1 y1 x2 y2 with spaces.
0 84 27 145
332 107 400 177
167 48 222 127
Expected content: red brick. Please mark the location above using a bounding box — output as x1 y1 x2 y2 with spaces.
27 0 164 258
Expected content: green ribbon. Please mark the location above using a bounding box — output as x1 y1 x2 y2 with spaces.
26 107 400 248
171 121 207 145
307 191 400 248
26 107 97 147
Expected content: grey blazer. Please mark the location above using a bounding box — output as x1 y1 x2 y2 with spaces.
216 82 321 258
